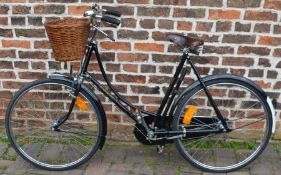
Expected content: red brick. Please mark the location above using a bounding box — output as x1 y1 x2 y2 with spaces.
0 61 13 69
244 11 277 21
227 0 261 8
117 53 148 62
100 42 131 51
258 58 271 67
135 43 164 52
0 29 13 37
34 5 65 14
0 49 16 58
254 23 271 33
0 0 26 2
3 81 28 89
222 34 256 44
2 40 30 48
12 5 31 14
216 21 232 32
103 6 134 16
235 22 251 32
0 5 9 14
273 49 281 57
274 25 281 34
174 8 205 18
152 31 168 41
191 56 219 65
141 96 162 104
18 72 47 79
154 0 187 5
149 76 170 84
158 19 174 29
238 46 270 56
191 0 222 7
141 65 156 73
106 63 120 72
117 30 149 40
34 40 51 49
258 36 281 46
117 0 149 4
15 29 45 38
116 75 145 84
209 10 240 20
19 51 48 59
0 71 16 79
230 69 245 76
139 19 155 29
196 22 213 32
159 66 174 74
0 17 8 25
68 5 90 15
32 62 46 70
264 0 281 10
203 46 234 55
121 18 137 28
177 21 192 31
138 7 170 17
123 64 138 73
222 57 254 66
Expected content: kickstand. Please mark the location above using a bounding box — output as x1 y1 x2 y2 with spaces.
157 145 165 154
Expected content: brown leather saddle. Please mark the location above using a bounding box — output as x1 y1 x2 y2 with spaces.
167 34 204 49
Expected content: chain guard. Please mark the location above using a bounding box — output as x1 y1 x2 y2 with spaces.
133 124 174 145
133 115 174 146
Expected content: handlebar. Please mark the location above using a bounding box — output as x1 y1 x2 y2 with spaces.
104 9 122 17
101 15 121 26
84 7 122 26
84 5 122 41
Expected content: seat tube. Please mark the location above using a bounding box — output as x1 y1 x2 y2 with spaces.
187 56 230 131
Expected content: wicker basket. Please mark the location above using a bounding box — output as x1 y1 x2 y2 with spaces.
45 18 90 62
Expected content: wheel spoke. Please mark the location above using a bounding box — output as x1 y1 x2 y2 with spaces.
7 80 101 170
175 81 271 172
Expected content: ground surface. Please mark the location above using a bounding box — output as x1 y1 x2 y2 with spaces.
0 140 280 175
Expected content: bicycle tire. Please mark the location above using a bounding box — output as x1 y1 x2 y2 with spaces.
172 75 272 173
6 78 103 171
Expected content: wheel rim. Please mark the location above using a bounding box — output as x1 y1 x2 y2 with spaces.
176 82 271 171
8 82 100 169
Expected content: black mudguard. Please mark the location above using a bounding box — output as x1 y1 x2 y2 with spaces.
49 73 107 150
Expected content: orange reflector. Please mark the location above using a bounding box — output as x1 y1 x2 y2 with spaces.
75 97 90 111
183 105 197 125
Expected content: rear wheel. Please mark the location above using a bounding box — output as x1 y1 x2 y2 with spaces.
6 79 103 171
173 77 272 173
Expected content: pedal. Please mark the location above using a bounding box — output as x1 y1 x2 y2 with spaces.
157 145 164 154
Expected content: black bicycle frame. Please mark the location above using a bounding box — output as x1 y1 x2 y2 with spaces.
74 39 230 131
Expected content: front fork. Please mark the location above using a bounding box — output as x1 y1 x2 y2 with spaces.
52 75 84 131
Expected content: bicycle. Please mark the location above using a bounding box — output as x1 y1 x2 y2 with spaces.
5 4 276 173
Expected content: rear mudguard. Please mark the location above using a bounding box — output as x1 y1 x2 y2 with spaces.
49 73 107 149
170 74 276 133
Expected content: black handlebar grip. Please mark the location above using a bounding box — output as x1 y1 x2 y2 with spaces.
105 10 122 17
101 16 121 26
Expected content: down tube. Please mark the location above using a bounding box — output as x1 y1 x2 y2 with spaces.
85 72 138 123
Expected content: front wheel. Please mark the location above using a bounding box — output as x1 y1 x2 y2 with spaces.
173 76 272 173
6 79 104 171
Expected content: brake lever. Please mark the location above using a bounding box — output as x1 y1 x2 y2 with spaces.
92 25 115 41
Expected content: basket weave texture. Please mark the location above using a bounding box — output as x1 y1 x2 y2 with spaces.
45 18 90 62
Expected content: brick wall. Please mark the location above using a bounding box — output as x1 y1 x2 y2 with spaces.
0 0 280 140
